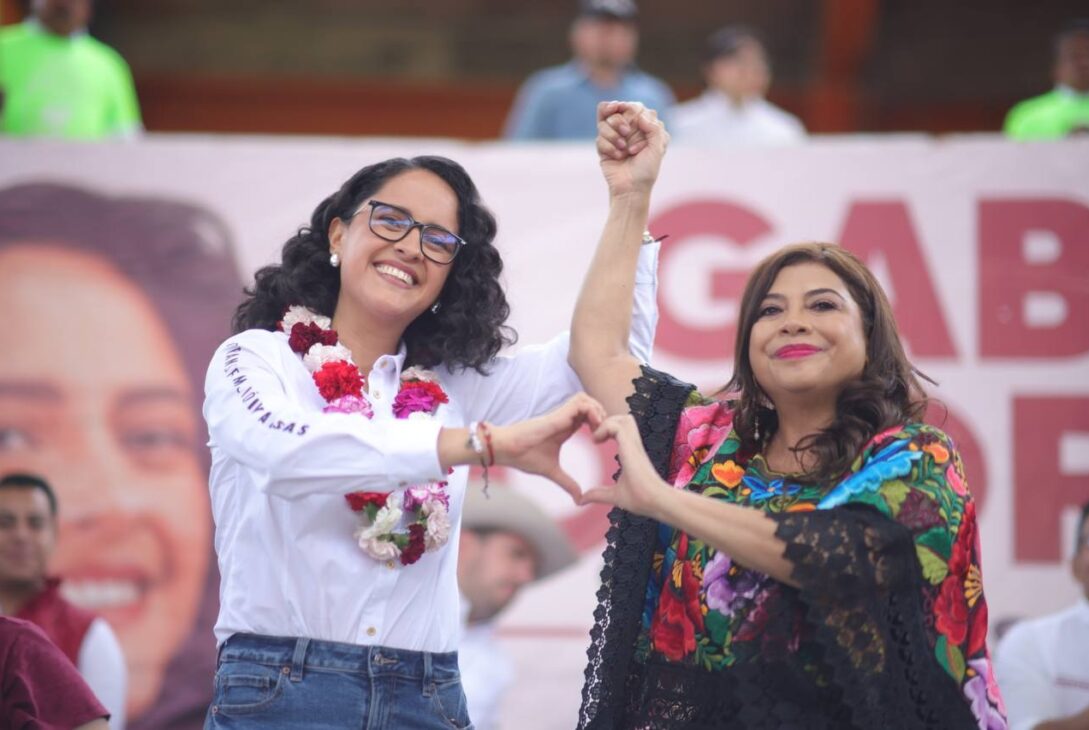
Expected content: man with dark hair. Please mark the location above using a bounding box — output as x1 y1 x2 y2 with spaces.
671 25 805 146
0 472 127 728
503 0 674 140
995 501 1089 730
1005 20 1089 139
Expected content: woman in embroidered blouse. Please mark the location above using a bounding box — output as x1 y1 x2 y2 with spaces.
202 155 658 728
571 102 1007 729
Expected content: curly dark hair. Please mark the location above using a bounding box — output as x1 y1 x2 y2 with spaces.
725 242 933 484
232 156 516 372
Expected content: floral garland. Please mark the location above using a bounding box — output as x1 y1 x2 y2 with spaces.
280 306 452 566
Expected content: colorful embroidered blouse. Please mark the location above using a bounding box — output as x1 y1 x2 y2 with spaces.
578 368 1007 730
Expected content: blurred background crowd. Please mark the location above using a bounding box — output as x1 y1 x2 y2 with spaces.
2 0 1088 141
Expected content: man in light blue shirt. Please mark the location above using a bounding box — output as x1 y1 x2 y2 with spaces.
503 0 674 140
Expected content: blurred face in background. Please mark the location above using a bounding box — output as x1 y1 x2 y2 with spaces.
458 530 538 623
0 245 210 717
706 39 771 104
33 0 92 36
1055 31 1089 92
570 16 638 75
0 487 56 594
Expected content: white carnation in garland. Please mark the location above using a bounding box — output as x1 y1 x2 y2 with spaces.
303 343 353 373
358 534 401 562
282 305 331 332
401 366 437 383
424 506 451 550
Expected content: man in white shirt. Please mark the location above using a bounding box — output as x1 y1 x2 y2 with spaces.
0 473 127 729
457 485 577 730
671 25 806 146
995 501 1089 730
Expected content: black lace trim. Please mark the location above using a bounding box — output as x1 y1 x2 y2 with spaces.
771 506 979 729
578 366 695 730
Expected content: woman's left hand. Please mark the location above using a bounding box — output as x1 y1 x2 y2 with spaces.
581 413 672 518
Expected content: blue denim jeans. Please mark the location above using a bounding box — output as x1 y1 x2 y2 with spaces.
204 633 473 729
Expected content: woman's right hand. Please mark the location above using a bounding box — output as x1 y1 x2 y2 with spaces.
596 101 670 199
580 413 673 519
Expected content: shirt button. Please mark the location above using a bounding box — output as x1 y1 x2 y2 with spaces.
367 626 377 637
386 560 395 569
373 390 382 399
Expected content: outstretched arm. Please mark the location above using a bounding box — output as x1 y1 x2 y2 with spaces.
570 101 670 416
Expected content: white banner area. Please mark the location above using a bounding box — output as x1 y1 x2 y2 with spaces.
2 136 1088 729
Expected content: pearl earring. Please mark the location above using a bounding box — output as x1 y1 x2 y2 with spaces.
431 301 441 314
753 411 762 443
329 252 340 268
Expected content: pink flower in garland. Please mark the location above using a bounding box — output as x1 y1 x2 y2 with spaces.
323 394 374 418
393 381 447 418
403 483 450 512
288 321 338 354
314 361 364 401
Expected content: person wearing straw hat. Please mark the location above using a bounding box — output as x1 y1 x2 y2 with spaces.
457 484 577 729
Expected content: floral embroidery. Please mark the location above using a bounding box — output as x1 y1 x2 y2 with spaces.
279 305 451 567
639 407 1005 725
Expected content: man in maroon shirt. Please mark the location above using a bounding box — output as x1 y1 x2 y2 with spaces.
0 616 109 729
0 473 126 724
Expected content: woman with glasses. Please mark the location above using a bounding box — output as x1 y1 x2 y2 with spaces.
201 155 658 728
571 104 1006 728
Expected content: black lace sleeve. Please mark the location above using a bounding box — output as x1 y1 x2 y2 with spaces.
770 506 979 728
577 366 696 730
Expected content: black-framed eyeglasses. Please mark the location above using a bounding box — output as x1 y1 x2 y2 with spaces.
353 200 466 265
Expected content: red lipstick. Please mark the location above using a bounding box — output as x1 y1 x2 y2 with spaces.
775 344 822 359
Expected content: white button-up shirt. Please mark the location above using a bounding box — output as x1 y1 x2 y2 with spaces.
994 597 1089 730
203 244 659 652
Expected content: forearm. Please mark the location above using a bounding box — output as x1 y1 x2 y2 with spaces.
652 487 799 587
570 192 651 372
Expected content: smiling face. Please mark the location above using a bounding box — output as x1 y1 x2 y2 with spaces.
0 245 209 717
748 262 868 408
329 169 457 333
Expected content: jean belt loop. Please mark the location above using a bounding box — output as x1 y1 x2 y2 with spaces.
422 650 434 695
290 637 310 682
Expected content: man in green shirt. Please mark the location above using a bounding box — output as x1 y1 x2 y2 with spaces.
1004 20 1089 140
0 0 142 139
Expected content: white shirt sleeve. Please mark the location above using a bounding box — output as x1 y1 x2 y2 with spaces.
993 622 1054 730
78 618 127 730
452 241 660 425
203 331 445 499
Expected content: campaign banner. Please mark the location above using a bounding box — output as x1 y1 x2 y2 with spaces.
1 135 1086 729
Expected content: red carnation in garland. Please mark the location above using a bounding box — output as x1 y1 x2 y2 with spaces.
344 491 390 512
313 361 363 401
400 523 427 565
289 321 338 354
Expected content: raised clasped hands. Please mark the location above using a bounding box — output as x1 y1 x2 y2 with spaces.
596 100 670 198
491 393 608 504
